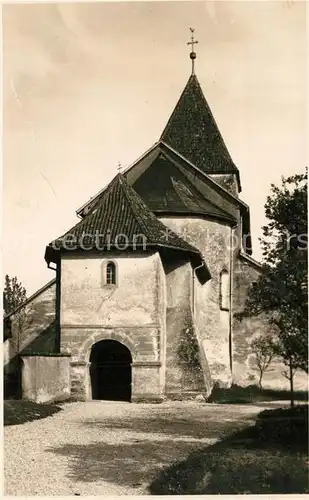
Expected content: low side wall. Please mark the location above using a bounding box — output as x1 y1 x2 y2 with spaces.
233 257 308 391
21 355 71 403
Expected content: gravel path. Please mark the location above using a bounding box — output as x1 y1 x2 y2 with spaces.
4 401 270 496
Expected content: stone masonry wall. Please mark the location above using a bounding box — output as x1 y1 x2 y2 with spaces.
160 216 233 388
163 257 206 397
21 354 70 403
233 256 308 390
4 279 56 398
8 280 56 361
60 251 166 400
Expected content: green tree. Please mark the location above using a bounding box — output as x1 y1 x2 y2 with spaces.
3 275 29 397
3 274 29 353
251 334 277 390
3 275 27 316
242 172 308 404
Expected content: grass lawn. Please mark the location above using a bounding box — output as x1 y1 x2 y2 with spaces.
4 400 62 426
150 404 309 494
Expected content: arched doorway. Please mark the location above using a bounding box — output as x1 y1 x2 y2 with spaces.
89 340 132 401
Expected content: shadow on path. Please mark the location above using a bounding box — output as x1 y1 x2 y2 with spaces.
45 438 208 488
45 407 255 488
4 400 62 426
45 404 308 494
81 411 255 440
149 426 309 495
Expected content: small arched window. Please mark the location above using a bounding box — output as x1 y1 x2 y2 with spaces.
106 261 117 285
220 269 229 311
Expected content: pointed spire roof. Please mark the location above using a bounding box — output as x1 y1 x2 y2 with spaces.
45 174 210 280
160 74 239 179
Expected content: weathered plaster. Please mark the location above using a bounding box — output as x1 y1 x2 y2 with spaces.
160 216 233 387
163 257 205 395
60 250 166 400
61 252 162 326
21 355 70 403
8 281 56 361
233 257 308 390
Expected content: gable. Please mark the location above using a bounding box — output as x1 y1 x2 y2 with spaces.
132 153 236 224
46 174 211 281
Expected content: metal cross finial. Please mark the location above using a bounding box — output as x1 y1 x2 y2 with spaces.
187 28 198 75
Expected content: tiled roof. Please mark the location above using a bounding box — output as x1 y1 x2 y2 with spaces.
132 153 236 223
160 74 239 176
46 174 210 280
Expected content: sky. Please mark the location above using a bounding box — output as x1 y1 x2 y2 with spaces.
3 1 307 295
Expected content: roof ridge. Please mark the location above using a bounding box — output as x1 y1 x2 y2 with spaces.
160 74 195 140
46 171 211 281
160 73 239 179
119 175 201 253
54 175 120 243
76 139 245 220
239 251 263 270
160 149 237 219
117 175 151 238
160 142 247 210
47 173 207 260
118 175 203 254
169 175 232 221
76 142 160 217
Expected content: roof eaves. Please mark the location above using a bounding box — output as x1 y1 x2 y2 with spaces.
117 175 151 238
153 209 237 225
156 242 199 255
119 177 204 255
157 244 211 283
119 141 160 178
239 251 264 271
160 79 187 140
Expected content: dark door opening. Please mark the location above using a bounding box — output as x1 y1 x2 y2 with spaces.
90 339 132 401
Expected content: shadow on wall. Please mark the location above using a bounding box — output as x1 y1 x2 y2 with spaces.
4 320 57 399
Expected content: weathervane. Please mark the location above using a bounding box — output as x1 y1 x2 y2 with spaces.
187 27 198 75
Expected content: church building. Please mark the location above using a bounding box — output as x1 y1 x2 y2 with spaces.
5 35 268 402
